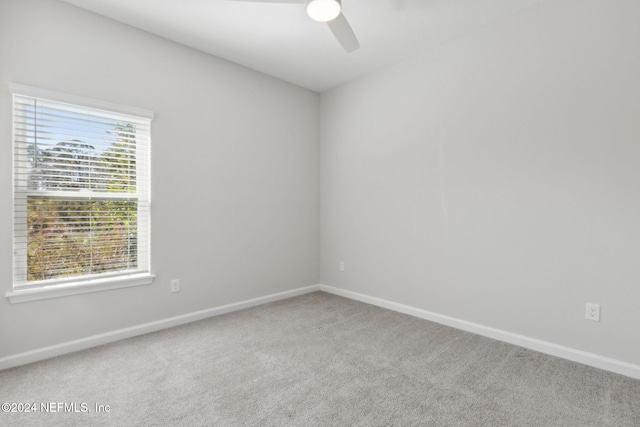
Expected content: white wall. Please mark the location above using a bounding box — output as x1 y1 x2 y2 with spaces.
320 0 640 366
0 0 320 357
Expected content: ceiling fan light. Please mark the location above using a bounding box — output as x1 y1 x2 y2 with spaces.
307 0 341 23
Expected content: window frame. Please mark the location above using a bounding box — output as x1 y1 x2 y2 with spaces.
7 83 155 303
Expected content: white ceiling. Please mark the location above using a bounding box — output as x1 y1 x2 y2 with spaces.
60 0 547 92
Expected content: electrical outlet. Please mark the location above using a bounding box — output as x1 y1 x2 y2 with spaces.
585 303 600 321
171 279 180 293
339 261 345 272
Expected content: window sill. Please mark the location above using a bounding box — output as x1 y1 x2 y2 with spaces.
6 273 155 304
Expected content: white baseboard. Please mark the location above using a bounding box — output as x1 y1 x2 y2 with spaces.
319 284 640 380
0 285 320 371
4 283 639 380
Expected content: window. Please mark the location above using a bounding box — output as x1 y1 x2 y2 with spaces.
9 84 154 303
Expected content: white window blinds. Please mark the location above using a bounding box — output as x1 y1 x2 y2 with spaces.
12 85 152 290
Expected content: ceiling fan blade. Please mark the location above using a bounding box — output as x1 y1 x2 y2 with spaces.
227 0 305 3
327 13 359 53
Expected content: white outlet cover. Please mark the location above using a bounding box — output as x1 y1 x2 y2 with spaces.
585 303 600 321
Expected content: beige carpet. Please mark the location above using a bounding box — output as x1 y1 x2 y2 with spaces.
1 291 639 426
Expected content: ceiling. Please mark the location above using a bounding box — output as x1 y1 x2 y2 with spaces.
60 0 548 92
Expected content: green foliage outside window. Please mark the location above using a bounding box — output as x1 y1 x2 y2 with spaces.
26 124 139 281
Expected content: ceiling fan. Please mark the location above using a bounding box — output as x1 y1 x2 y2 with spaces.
229 0 359 53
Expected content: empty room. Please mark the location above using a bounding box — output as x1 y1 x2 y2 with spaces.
1 0 639 425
